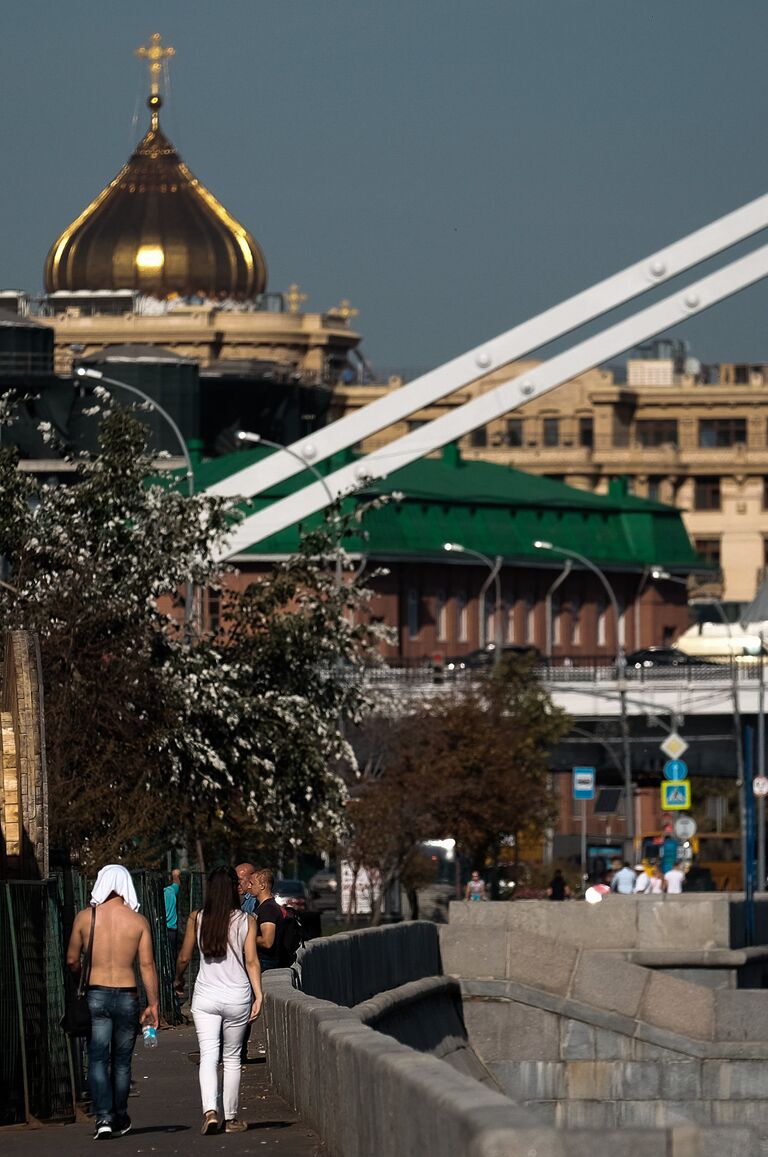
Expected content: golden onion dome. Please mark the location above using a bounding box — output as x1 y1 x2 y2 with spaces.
44 40 267 298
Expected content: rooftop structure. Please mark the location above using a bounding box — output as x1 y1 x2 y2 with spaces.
44 35 267 300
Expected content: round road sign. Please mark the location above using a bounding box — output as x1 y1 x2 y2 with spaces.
664 759 688 782
753 776 768 797
674 815 697 840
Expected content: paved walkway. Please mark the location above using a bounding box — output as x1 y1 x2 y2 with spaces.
1 1021 324 1155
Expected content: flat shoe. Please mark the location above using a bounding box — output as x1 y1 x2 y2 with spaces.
225 1119 248 1133
200 1111 219 1135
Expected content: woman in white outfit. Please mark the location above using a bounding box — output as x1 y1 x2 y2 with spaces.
174 866 263 1135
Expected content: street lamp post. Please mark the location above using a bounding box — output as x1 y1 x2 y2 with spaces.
235 430 343 589
76 365 197 633
443 543 503 664
533 539 634 855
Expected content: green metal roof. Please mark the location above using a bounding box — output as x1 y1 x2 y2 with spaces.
190 444 702 573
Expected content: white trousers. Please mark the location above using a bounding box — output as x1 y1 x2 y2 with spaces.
191 992 251 1119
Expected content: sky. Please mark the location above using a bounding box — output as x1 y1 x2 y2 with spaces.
2 1 768 378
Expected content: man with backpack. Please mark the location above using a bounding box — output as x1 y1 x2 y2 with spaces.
250 868 284 971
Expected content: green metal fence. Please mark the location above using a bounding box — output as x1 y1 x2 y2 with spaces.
0 869 203 1126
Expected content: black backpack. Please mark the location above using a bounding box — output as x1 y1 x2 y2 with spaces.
277 906 304 966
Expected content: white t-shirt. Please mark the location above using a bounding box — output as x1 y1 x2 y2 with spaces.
649 876 664 894
664 868 685 894
634 872 652 894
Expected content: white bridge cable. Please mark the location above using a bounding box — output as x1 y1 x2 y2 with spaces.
207 193 768 504
219 239 768 559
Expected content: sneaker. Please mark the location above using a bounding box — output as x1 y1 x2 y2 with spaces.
113 1115 131 1137
225 1119 248 1133
200 1110 219 1135
93 1119 112 1140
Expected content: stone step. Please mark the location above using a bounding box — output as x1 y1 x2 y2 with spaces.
521 1096 768 1138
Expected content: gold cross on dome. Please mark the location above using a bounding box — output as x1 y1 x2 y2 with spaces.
334 299 359 322
285 283 308 314
136 33 175 96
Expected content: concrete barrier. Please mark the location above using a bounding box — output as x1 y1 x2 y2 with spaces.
263 922 756 1157
447 895 768 952
295 919 441 1006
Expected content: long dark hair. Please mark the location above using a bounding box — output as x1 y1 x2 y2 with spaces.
199 866 240 959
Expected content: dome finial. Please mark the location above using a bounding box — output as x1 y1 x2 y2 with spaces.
136 33 175 129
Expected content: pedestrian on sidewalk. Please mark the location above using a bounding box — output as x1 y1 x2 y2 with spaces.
65 864 159 1141
610 862 636 894
174 866 263 1135
236 861 258 915
164 868 182 959
664 860 686 894
251 868 285 973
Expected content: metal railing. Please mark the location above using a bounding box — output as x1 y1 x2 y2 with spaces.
0 868 202 1126
337 655 768 689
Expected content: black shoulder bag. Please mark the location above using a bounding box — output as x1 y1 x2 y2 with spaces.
62 907 96 1037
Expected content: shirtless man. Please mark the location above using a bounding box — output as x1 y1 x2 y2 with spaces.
66 864 159 1140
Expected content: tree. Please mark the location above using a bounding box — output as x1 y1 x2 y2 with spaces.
0 399 385 868
346 658 570 919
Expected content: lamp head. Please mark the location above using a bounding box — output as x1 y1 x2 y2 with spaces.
235 430 261 446
444 542 465 553
651 567 671 581
76 366 101 380
533 539 553 551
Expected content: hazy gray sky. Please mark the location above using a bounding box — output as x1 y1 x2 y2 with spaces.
2 1 768 375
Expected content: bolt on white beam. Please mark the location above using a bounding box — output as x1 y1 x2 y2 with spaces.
219 239 768 559
206 192 768 503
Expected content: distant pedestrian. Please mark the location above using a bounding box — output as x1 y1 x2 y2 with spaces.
236 861 258 915
610 862 636 895
175 866 263 1135
664 861 686 894
465 871 487 901
634 864 652 894
66 865 159 1141
649 867 664 894
164 868 182 959
547 869 571 900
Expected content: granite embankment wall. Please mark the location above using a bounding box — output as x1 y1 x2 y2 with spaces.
442 900 768 1141
263 920 755 1157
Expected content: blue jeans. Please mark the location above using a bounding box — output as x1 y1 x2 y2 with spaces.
87 987 140 1122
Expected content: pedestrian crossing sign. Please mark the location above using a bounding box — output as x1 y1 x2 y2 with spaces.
661 780 691 810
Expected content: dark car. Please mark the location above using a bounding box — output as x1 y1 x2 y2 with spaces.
625 647 703 669
273 878 309 912
446 643 541 673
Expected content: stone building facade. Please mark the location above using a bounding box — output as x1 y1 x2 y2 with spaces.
332 351 768 608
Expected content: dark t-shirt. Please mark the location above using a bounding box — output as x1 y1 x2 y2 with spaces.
256 897 283 963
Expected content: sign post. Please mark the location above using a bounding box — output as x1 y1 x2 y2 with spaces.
573 768 595 882
661 781 691 810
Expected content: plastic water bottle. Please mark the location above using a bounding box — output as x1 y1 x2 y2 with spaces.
142 1025 158 1049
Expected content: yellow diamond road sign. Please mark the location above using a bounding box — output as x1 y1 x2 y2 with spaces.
661 780 691 810
660 732 689 760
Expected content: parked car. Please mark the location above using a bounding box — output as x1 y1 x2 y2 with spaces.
308 870 338 912
273 878 309 912
625 647 704 669
445 644 541 673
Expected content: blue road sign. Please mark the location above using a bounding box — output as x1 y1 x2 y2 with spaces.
661 780 691 810
663 759 688 782
573 767 596 801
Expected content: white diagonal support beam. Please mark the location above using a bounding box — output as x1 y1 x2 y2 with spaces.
219 240 768 559
207 192 768 503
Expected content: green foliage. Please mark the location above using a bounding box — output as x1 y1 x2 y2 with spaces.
0 401 384 868
347 656 571 920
